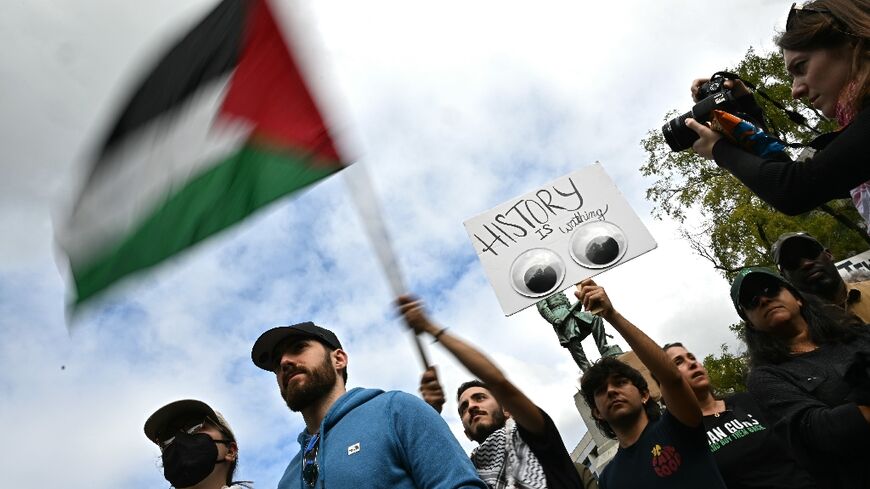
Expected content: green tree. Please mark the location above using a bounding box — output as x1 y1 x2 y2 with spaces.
640 47 869 279
642 47 870 382
703 341 749 394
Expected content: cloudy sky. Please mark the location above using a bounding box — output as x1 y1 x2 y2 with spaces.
2 0 789 487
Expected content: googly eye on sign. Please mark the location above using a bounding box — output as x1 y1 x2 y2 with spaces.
509 248 566 298
463 163 657 316
569 221 628 269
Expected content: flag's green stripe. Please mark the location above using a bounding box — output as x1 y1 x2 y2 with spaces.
72 144 340 305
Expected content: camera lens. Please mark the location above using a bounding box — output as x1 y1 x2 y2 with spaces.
662 111 700 152
509 248 566 298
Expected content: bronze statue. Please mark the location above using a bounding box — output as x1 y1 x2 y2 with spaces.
536 286 621 371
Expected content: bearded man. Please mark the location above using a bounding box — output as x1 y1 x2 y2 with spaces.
398 296 585 489
251 322 487 489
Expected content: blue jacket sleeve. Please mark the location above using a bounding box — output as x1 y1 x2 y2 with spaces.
748 366 870 455
389 392 488 489
711 105 870 215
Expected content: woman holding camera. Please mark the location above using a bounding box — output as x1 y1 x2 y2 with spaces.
686 0 870 221
731 267 870 489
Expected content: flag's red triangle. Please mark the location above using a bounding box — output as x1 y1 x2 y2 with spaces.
220 0 343 167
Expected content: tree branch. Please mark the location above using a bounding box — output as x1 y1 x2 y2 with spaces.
817 203 870 246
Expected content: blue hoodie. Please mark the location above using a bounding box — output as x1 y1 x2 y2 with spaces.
277 387 487 489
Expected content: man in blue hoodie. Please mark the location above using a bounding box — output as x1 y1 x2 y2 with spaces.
251 322 487 489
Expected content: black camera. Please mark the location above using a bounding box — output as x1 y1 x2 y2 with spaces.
662 74 737 152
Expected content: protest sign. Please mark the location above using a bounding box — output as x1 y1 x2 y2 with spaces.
463 163 657 316
836 249 870 280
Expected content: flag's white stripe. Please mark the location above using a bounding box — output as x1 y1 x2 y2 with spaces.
58 75 253 267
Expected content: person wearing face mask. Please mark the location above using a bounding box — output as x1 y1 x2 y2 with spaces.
144 399 252 489
661 342 818 489
685 1 870 224
731 268 870 488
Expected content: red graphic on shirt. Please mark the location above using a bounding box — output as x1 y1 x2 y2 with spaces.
650 444 682 477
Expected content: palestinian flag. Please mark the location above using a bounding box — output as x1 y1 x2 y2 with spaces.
57 0 347 308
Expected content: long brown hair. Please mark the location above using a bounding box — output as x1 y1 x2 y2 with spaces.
743 292 866 366
777 0 870 112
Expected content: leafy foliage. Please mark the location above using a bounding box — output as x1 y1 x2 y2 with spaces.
703 342 749 394
642 47 870 388
640 48 869 279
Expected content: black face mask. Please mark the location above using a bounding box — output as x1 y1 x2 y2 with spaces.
162 432 229 488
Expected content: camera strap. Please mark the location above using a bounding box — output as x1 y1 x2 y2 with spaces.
713 71 822 148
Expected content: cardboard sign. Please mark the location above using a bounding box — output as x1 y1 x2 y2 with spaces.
837 249 870 279
463 163 657 316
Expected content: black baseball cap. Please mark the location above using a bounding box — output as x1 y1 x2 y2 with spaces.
771 232 824 268
730 267 800 319
251 322 342 371
144 399 235 446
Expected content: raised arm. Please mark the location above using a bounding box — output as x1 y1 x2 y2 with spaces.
576 279 702 428
397 295 546 435
707 106 870 214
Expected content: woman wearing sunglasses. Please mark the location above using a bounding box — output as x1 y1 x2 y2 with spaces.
661 342 818 489
685 0 870 224
731 268 870 488
144 399 252 489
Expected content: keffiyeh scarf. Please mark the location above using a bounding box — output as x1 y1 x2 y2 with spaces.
470 418 548 489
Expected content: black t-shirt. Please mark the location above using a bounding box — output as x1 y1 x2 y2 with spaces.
516 408 584 489
598 411 726 489
703 393 819 489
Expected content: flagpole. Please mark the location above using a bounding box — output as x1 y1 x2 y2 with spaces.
410 333 432 370
343 163 431 369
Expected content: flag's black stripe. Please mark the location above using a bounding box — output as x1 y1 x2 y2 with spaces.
94 0 249 166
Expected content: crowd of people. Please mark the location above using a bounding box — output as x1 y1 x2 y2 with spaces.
140 1 869 488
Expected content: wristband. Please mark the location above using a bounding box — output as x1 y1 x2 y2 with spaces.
433 328 448 342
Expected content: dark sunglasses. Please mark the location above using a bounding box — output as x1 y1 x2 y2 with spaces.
302 433 320 487
786 2 854 36
778 240 823 270
157 416 231 450
740 283 783 310
157 418 209 449
787 2 830 30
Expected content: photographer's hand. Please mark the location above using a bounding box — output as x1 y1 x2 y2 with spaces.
691 78 751 102
690 78 710 102
724 79 751 98
685 118 722 160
